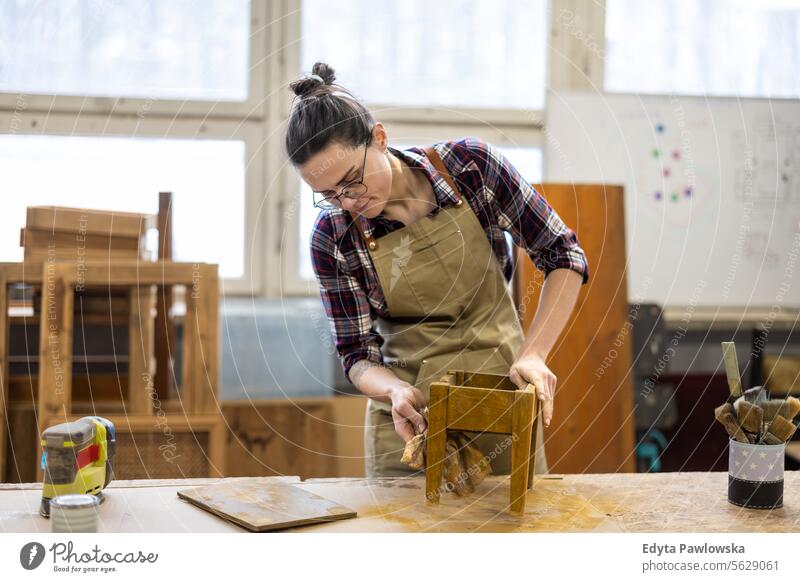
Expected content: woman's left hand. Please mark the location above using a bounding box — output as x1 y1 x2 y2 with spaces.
509 353 556 428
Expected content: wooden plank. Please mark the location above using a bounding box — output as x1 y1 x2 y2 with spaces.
510 390 534 513
221 399 338 479
208 418 226 478
0 262 44 284
528 394 540 488
26 206 152 238
128 286 155 414
451 371 517 390
36 263 74 481
154 192 175 401
23 247 141 263
176 479 357 532
181 291 198 413
514 183 636 473
37 262 74 421
0 261 215 287
76 261 214 286
192 264 219 415
425 382 449 504
20 227 141 252
445 385 515 434
4 403 38 483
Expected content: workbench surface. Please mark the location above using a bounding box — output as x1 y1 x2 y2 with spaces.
2 472 798 533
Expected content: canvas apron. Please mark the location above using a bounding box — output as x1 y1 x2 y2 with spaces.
357 146 548 478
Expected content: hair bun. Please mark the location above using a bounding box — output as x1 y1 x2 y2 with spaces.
289 62 337 98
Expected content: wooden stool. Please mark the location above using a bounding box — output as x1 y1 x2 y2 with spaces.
0 260 224 481
425 371 540 513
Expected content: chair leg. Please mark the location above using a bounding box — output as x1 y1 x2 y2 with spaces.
527 395 539 489
425 383 448 504
510 390 534 513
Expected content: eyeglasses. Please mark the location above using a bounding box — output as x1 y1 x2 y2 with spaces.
312 141 370 210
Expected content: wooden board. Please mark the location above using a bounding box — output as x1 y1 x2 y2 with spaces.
176 478 357 532
26 206 153 238
514 183 636 474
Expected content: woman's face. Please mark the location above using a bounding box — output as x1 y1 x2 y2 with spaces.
298 125 393 219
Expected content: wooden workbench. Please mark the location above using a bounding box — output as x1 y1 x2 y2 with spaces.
2 472 798 533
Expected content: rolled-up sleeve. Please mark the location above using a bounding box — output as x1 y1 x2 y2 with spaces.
310 212 383 378
465 137 589 284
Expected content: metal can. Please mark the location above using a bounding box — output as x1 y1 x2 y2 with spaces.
50 494 100 533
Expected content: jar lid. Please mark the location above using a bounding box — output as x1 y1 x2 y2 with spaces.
50 494 100 510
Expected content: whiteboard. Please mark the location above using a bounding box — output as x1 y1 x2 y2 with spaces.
545 91 800 309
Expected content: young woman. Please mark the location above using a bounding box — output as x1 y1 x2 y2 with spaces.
286 63 589 478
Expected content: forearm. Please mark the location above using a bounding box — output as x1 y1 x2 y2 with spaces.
517 268 583 360
348 360 408 404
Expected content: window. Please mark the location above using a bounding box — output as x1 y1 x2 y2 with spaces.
0 135 246 278
605 0 800 98
301 0 548 110
0 0 250 101
297 144 543 282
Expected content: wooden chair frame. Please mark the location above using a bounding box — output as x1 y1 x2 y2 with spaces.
425 371 540 513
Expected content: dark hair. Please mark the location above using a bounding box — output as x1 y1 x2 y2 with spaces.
285 62 375 166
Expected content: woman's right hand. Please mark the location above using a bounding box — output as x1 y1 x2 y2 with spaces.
389 383 428 443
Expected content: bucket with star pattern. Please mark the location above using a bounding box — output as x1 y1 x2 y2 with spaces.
728 438 785 509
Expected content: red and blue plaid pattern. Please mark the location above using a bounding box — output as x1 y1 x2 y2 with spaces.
310 137 590 377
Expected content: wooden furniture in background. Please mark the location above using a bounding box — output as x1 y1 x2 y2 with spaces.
514 183 636 474
35 261 221 477
21 206 151 262
0 259 223 481
426 371 540 513
222 396 368 479
154 192 177 402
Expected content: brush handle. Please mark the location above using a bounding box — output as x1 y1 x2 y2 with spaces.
722 342 743 399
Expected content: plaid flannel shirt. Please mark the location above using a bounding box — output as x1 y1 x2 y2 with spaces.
310 137 589 378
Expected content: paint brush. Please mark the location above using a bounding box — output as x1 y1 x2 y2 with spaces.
737 401 763 434
760 415 798 445
721 342 743 402
761 397 800 422
714 403 750 444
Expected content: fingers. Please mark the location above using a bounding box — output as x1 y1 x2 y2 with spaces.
413 387 429 409
509 367 524 390
394 416 417 443
395 398 426 437
541 396 554 428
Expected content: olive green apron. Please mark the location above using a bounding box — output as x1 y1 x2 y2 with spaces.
356 146 548 478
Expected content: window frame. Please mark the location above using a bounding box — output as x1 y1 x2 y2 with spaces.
0 0 607 297
0 1 270 119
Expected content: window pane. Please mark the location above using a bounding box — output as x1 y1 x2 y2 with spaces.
301 0 547 110
298 145 542 281
0 135 246 278
605 0 800 98
0 0 250 100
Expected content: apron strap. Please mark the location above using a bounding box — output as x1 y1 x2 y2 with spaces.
350 145 464 251
423 146 464 207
